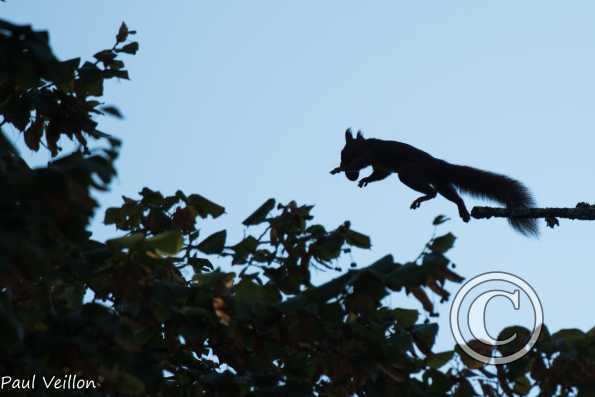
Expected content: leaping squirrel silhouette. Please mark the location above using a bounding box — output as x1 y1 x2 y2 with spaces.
330 129 538 237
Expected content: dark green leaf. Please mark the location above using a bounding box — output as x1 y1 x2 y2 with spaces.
100 105 123 118
427 350 454 369
196 230 226 254
52 57 80 83
94 49 116 63
411 323 438 353
512 375 531 396
306 224 326 236
392 308 419 328
187 194 225 218
104 69 130 80
76 62 104 96
430 232 456 253
116 21 129 42
345 229 371 249
24 119 43 151
432 215 449 225
106 233 145 250
119 41 139 55
189 257 214 272
145 230 183 256
231 236 259 264
1 97 31 131
243 198 275 226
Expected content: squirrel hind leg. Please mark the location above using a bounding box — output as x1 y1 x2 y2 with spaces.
435 183 470 222
398 171 437 210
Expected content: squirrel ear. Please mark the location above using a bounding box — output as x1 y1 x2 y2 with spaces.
356 130 364 140
345 128 353 142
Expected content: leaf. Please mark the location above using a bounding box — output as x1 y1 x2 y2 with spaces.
139 187 164 206
512 375 531 396
100 105 123 118
243 198 275 226
189 257 214 272
234 278 280 308
102 206 122 226
409 286 434 313
430 233 456 253
119 42 139 55
116 22 129 43
104 69 130 80
345 229 371 249
432 215 449 225
94 49 116 64
311 237 343 262
24 118 43 151
44 122 60 156
187 194 225 218
76 62 103 96
455 378 476 397
109 60 125 70
496 326 531 356
427 350 454 369
1 96 31 131
424 369 452 394
172 206 196 231
551 328 585 351
53 57 80 84
392 308 419 328
411 323 438 353
196 230 226 254
306 224 326 237
440 266 465 283
456 340 491 369
552 328 585 341
194 271 233 288
230 236 259 264
106 233 145 250
145 230 183 256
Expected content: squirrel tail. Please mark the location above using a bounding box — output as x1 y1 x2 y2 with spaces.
438 161 538 237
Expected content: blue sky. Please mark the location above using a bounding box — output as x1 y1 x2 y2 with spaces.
5 1 595 351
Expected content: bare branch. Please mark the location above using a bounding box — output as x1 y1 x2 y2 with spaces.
471 202 595 228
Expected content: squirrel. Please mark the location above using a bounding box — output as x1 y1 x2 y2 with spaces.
330 129 538 237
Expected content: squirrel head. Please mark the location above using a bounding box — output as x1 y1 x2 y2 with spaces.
340 128 368 180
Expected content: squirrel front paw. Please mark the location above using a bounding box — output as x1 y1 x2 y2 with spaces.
358 178 369 188
410 198 423 209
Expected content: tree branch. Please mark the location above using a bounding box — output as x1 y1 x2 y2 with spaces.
471 202 595 228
